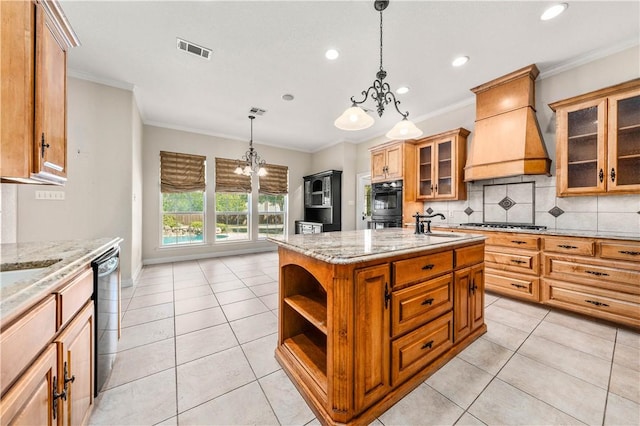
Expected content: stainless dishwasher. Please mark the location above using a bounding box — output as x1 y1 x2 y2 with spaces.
91 246 120 396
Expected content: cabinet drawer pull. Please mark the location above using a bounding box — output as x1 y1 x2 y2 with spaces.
421 340 434 350
422 264 435 270
610 168 616 182
585 270 609 277
599 168 604 183
557 244 578 249
510 259 528 265
52 376 67 419
40 133 50 158
619 250 640 256
64 362 75 385
421 298 434 306
585 299 609 308
511 240 527 245
510 283 527 289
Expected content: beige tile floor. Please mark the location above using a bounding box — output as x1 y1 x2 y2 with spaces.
89 251 640 425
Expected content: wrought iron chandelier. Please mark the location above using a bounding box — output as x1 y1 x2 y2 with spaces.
334 0 422 140
234 115 267 176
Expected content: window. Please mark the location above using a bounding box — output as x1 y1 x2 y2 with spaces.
215 193 250 241
258 194 287 238
259 163 288 238
160 151 206 247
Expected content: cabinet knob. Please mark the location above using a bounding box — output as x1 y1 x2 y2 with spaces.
384 283 391 309
421 340 434 350
610 168 616 182
599 168 604 183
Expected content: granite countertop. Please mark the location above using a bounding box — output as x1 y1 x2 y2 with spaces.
428 224 640 241
268 228 485 264
0 237 122 327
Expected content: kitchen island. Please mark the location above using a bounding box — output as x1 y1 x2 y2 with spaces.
269 228 486 425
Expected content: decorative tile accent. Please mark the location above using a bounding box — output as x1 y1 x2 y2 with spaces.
426 207 434 214
464 207 474 216
548 206 565 218
498 197 516 211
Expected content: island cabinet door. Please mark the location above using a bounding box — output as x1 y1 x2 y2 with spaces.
454 264 484 343
354 264 391 413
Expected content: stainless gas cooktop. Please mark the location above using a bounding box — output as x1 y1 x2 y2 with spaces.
463 223 548 231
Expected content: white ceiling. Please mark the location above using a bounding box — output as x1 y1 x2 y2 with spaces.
60 0 639 153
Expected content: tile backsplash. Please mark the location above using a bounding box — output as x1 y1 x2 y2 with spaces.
423 175 640 235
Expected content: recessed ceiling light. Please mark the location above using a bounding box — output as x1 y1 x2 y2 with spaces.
395 86 410 95
541 3 568 21
282 94 294 101
325 49 339 60
452 56 469 67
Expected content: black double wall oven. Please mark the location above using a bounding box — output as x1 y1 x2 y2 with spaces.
370 180 403 228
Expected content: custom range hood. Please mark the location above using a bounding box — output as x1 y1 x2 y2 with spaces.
464 64 551 181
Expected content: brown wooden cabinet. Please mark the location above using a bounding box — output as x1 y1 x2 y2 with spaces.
354 264 390 413
275 238 485 425
415 128 469 201
370 142 404 182
0 0 79 185
454 264 484 343
0 267 95 425
550 79 640 196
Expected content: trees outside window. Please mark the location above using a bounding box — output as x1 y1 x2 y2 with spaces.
258 194 286 239
161 191 205 246
215 193 250 241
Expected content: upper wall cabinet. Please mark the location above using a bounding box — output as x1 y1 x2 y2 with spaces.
415 128 470 201
549 79 640 196
1 0 79 185
370 141 405 183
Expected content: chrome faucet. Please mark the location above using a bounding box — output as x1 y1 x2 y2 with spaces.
412 212 446 234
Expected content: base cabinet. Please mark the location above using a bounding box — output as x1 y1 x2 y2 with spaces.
0 344 57 425
454 264 484 343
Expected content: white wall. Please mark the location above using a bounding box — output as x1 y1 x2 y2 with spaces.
141 125 312 264
355 46 640 234
14 78 142 283
131 94 144 282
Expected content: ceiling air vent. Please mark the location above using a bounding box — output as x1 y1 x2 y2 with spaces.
249 107 267 116
176 38 211 60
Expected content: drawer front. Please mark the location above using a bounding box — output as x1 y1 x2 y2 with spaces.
542 279 640 328
455 244 484 269
485 269 540 302
600 241 640 262
58 267 94 328
391 312 453 386
392 274 453 337
485 250 539 275
1 295 57 395
544 255 640 289
544 236 595 256
486 234 540 250
393 251 453 289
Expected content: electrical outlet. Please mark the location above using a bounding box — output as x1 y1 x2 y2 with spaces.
35 190 65 200
448 210 454 219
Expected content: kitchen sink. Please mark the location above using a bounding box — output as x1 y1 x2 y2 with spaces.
0 268 46 287
421 233 463 238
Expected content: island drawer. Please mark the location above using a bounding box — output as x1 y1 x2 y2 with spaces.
486 234 540 250
391 274 453 337
392 251 453 289
485 269 540 302
1 295 57 395
599 241 640 263
391 312 453 386
485 249 539 275
454 244 484 269
56 267 94 329
543 236 595 257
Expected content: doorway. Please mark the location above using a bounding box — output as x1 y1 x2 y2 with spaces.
356 172 371 230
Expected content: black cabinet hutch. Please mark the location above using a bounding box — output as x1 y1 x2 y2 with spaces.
302 170 342 232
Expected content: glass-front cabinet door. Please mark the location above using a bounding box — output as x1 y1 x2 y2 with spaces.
557 99 607 195
607 89 640 192
436 139 453 197
417 143 433 198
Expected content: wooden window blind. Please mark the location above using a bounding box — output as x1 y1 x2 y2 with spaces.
160 151 206 193
259 164 289 195
215 157 251 193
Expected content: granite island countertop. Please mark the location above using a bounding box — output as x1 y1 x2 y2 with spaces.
268 228 485 264
0 237 122 327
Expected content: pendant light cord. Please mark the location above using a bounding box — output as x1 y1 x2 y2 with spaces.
379 9 384 72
